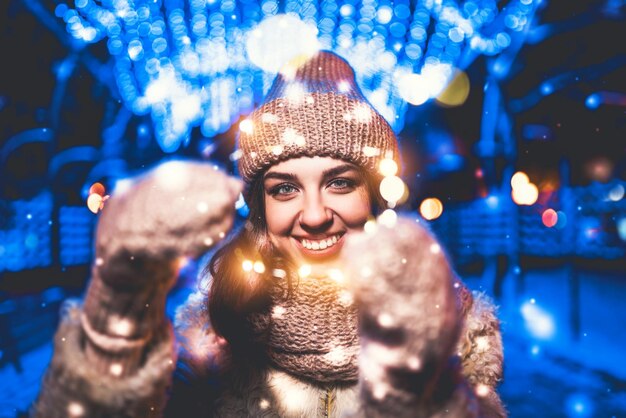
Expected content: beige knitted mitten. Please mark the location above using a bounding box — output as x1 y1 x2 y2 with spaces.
32 161 241 418
83 161 241 376
343 217 480 418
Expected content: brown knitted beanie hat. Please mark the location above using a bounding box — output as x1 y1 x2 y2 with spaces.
237 51 400 185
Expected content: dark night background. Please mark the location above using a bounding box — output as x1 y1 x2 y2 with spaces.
1 0 625 416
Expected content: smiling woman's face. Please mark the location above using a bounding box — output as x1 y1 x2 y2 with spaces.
263 156 372 269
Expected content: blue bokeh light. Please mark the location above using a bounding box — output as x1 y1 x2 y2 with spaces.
585 93 601 109
56 0 536 153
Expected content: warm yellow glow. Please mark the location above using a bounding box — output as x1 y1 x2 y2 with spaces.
253 261 266 274
259 399 270 410
377 312 394 327
108 316 134 337
239 119 254 135
298 264 312 278
328 268 345 284
89 182 105 196
379 158 398 177
67 402 85 417
378 209 398 227
475 336 490 352
407 356 421 371
242 260 253 272
475 383 490 397
87 193 104 214
196 202 209 213
419 198 443 220
380 176 405 203
511 171 530 189
109 363 123 376
436 70 470 107
272 305 286 319
272 268 287 279
362 146 381 157
271 145 284 155
364 219 378 234
512 183 538 206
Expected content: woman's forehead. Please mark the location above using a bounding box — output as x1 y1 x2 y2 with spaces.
265 156 358 175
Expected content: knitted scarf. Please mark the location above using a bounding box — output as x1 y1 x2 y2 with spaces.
248 273 360 384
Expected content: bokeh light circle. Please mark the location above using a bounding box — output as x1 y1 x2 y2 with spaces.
542 209 558 228
420 197 443 220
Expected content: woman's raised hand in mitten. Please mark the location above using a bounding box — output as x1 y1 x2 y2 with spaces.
82 161 242 376
342 217 477 417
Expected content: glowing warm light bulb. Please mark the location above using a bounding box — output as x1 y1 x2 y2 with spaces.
475 384 490 397
87 193 105 214
378 209 398 227
328 268 345 284
379 158 398 177
109 363 123 376
242 260 253 272
89 182 105 196
377 312 394 327
273 268 287 279
108 316 134 337
407 356 421 371
67 402 85 417
298 264 312 278
511 171 530 189
364 219 378 234
239 119 253 135
253 261 266 274
196 202 209 213
419 198 443 220
542 209 558 228
512 183 538 205
379 176 405 203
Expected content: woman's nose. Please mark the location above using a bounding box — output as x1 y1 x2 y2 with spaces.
299 195 333 231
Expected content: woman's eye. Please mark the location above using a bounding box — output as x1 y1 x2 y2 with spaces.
328 178 354 190
270 184 298 196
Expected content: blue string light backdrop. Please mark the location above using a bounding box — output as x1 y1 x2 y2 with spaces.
56 0 538 153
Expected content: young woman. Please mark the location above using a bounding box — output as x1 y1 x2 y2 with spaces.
33 51 506 417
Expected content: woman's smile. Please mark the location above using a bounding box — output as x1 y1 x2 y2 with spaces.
292 232 346 260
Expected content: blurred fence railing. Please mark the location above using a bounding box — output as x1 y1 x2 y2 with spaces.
429 179 625 263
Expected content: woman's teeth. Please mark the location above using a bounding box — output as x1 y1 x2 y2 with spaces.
301 235 339 250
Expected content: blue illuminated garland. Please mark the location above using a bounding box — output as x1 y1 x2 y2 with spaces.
56 0 538 153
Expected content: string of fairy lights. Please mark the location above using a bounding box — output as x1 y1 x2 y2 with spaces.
55 0 538 153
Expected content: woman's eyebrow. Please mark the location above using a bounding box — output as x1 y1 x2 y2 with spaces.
263 172 298 182
322 164 358 179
